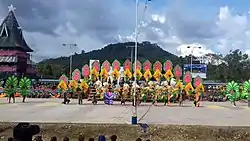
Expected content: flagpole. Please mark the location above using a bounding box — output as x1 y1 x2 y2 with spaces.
132 0 139 125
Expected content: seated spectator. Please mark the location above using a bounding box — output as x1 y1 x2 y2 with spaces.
110 135 117 141
50 136 57 141
98 135 106 141
135 138 142 141
63 136 69 141
78 134 85 141
88 138 94 141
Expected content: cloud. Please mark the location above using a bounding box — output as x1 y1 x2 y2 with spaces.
177 43 213 57
0 0 250 62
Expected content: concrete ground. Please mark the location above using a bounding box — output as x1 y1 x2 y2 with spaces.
0 98 249 126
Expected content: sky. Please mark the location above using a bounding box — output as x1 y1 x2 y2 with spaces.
0 0 250 62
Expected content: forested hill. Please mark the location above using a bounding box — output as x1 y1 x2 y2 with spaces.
39 41 180 68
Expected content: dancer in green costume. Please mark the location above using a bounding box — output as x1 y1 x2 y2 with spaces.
242 80 250 100
19 77 31 103
226 81 240 107
4 76 18 103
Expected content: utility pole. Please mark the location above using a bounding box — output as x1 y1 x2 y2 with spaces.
62 43 77 80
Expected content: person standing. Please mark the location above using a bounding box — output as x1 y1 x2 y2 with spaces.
62 92 70 104
77 87 83 105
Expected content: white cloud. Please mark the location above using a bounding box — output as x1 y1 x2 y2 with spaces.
177 43 213 57
215 6 250 52
0 1 250 62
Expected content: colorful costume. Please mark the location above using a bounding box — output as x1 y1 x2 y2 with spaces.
4 76 18 103
242 80 250 100
131 82 140 106
175 81 184 106
121 83 129 104
57 80 70 104
183 72 194 104
226 81 240 107
93 80 102 104
104 91 114 105
193 76 204 107
19 77 31 103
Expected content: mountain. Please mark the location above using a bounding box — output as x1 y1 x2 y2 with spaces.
37 43 250 82
39 41 180 68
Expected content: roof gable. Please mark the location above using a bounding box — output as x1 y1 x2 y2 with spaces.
0 6 33 52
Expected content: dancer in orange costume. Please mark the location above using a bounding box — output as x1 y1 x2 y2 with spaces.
193 76 204 107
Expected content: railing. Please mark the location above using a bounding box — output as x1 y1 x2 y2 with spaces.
0 66 17 71
0 50 29 57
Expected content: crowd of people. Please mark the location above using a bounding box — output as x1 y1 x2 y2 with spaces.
7 134 151 141
6 123 151 141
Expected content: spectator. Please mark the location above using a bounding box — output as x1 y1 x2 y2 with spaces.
50 136 57 141
146 140 151 141
110 135 117 141
63 136 69 141
7 137 14 141
135 138 142 141
78 134 85 141
88 138 94 141
98 135 106 141
34 136 43 141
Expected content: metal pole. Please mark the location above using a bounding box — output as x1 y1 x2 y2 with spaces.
132 0 139 125
131 47 133 64
69 54 72 80
190 48 193 77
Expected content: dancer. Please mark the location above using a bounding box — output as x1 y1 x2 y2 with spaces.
57 80 69 104
243 79 250 99
93 80 102 104
77 85 83 105
167 85 174 106
160 81 168 105
175 81 184 106
62 91 70 104
193 76 204 107
153 83 161 106
4 76 18 103
194 84 204 107
121 83 129 105
226 81 239 107
79 80 89 105
19 77 31 103
131 81 140 106
104 88 114 105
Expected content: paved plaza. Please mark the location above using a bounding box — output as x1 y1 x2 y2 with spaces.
0 98 249 126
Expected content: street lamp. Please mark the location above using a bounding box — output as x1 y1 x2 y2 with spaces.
187 46 201 77
62 43 77 80
132 0 139 125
